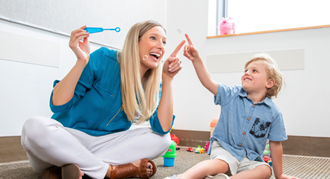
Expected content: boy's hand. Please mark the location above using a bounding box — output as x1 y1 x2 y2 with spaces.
162 40 185 79
183 34 200 61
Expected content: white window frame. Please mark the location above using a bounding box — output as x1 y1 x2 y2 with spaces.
216 0 228 35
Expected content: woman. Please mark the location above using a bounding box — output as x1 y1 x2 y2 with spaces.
21 20 185 179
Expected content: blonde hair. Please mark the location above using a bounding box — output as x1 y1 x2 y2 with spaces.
119 20 164 124
245 53 285 98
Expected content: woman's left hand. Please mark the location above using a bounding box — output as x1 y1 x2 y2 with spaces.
163 40 186 79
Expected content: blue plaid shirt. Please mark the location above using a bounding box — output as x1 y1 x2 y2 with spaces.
209 83 287 162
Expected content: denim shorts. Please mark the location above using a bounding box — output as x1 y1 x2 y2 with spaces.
210 141 271 176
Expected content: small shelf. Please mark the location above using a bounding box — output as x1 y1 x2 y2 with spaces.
207 24 330 39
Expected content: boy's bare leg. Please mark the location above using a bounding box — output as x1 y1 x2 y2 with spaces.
230 165 271 179
177 159 229 179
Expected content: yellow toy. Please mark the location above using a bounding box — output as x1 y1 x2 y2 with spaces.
195 145 205 154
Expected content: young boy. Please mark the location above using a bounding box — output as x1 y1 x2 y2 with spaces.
166 34 298 179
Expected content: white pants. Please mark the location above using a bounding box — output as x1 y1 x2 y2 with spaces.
21 116 171 179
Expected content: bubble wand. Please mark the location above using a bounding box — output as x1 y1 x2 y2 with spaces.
84 27 121 34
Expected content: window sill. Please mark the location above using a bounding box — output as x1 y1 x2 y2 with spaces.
207 24 330 39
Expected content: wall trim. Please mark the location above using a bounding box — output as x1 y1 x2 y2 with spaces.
0 136 27 163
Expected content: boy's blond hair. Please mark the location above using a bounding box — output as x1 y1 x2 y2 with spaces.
119 20 163 124
245 53 285 98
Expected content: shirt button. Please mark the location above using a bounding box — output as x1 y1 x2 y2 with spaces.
253 105 255 107
111 95 113 97
238 144 242 147
247 117 250 120
243 132 246 135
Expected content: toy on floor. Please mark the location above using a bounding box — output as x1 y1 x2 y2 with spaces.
186 147 194 152
195 145 205 154
163 141 177 167
263 156 272 166
204 141 210 152
263 142 272 166
171 134 180 150
219 17 235 35
263 143 271 158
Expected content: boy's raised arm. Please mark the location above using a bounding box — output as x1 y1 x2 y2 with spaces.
183 34 218 95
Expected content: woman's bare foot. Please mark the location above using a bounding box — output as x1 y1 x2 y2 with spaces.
131 160 153 177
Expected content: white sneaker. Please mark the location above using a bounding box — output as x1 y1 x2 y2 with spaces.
205 173 230 179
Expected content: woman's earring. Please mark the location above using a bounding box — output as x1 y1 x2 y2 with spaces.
142 55 148 61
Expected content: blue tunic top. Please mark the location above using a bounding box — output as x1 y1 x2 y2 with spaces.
50 47 174 136
209 83 287 162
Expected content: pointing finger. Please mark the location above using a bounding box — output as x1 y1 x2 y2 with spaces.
170 40 186 57
185 34 194 46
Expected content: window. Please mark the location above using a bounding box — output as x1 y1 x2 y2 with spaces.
208 0 330 36
208 0 228 36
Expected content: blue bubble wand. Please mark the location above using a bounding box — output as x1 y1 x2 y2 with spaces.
84 27 121 34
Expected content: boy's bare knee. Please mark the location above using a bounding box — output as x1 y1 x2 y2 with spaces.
211 159 229 174
255 165 272 179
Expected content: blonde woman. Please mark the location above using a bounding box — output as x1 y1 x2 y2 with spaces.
21 20 185 179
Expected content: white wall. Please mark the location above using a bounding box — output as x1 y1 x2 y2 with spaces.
0 19 104 136
166 0 330 138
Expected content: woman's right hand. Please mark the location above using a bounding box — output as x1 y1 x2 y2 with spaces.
69 25 90 64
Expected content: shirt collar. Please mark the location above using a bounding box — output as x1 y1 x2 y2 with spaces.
238 88 248 98
262 97 273 107
238 88 272 107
